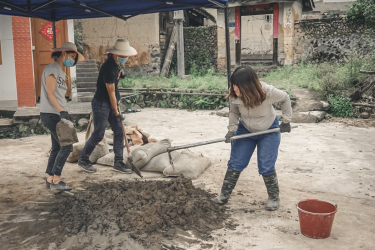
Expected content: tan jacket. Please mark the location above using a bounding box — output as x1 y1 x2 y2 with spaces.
228 81 292 133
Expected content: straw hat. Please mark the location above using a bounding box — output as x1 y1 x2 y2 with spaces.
51 42 85 62
105 39 138 57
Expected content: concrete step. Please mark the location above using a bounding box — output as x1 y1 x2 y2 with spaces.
76 64 98 69
82 59 96 63
241 60 274 66
76 77 98 83
77 87 96 92
76 68 98 74
241 54 273 60
77 59 96 64
251 65 277 71
77 92 94 102
77 82 97 88
77 72 99 78
0 118 13 130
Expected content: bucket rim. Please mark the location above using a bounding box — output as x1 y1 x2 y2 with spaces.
297 199 338 216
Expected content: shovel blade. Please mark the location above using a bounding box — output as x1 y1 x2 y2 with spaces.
128 157 143 178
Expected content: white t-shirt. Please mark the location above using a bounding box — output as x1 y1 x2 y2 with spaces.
40 62 67 114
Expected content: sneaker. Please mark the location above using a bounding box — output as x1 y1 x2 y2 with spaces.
113 161 132 174
78 158 97 173
46 180 51 189
50 181 72 191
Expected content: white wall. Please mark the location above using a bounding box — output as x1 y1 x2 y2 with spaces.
241 15 273 55
0 15 17 101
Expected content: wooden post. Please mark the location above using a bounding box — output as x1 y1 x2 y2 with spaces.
273 4 279 65
177 19 185 79
235 7 241 67
224 4 231 89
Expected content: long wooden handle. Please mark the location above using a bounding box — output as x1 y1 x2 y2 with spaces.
167 125 298 152
118 107 131 155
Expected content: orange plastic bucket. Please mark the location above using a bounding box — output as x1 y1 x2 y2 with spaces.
297 199 338 239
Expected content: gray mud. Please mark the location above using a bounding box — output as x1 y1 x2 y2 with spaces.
50 177 232 249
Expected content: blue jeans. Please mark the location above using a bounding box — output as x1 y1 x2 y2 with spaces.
40 113 72 176
227 116 281 176
80 97 124 162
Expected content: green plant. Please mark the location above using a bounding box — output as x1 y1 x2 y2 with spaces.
327 95 354 117
346 0 375 28
361 50 375 71
170 73 179 88
131 89 139 103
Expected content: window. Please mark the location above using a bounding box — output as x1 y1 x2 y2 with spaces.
265 15 270 22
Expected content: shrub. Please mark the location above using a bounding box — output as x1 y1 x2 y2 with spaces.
327 95 354 117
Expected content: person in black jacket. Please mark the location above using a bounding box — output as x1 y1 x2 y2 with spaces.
78 39 137 174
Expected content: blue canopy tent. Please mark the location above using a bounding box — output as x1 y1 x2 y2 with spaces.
0 0 231 84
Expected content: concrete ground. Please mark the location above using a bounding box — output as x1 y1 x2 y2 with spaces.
0 108 374 250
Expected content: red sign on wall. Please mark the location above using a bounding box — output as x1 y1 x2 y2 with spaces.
235 7 240 40
40 22 59 41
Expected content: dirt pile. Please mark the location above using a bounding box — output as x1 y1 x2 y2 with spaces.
51 178 229 247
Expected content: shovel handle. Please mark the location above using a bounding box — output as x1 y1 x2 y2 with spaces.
167 125 298 153
118 107 131 155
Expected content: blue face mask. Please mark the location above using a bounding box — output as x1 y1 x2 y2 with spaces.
117 57 128 65
63 56 75 67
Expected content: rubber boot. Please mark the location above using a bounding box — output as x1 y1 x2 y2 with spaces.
211 168 241 204
262 172 280 211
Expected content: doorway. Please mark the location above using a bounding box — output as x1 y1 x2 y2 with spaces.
31 19 71 102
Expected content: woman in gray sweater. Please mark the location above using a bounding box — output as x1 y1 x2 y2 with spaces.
212 66 292 211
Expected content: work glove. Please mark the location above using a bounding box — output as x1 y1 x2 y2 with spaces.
225 131 235 143
60 111 73 122
280 122 291 133
116 113 125 123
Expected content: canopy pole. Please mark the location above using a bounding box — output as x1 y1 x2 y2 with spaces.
52 21 57 48
51 5 56 48
224 3 231 89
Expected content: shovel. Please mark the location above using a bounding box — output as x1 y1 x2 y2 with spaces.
118 107 143 178
167 125 298 169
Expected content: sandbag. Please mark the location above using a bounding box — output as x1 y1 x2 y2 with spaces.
89 142 109 164
132 139 171 169
96 152 115 166
106 138 114 145
66 143 85 163
104 130 113 140
96 145 141 167
125 125 145 145
141 151 180 172
163 149 211 179
56 119 79 147
85 112 109 163
85 112 106 146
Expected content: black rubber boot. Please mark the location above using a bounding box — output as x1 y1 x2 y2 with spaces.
211 168 241 204
78 158 97 173
113 161 132 174
50 181 72 191
262 172 280 211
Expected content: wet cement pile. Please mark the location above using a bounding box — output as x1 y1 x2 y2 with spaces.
51 178 229 247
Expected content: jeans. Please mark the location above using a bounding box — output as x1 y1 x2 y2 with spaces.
227 116 281 176
80 97 124 162
40 113 72 176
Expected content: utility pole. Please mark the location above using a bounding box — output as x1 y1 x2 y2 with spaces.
174 10 185 79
